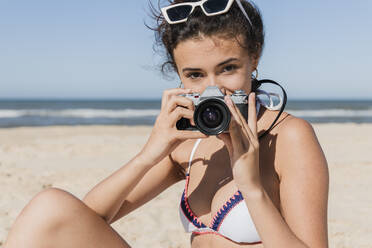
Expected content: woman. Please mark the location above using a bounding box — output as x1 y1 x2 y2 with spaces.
4 0 329 247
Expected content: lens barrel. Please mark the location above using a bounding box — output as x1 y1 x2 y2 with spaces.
194 98 230 135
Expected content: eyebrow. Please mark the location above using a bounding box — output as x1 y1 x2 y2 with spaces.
182 58 239 73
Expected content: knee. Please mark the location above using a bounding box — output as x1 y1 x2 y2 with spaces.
32 187 75 203
5 188 95 247
30 187 78 209
22 187 84 227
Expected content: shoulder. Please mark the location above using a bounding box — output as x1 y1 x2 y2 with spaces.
278 115 316 141
275 115 328 181
276 115 320 152
257 107 317 146
271 116 329 247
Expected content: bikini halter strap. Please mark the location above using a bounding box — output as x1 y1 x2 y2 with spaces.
187 138 202 175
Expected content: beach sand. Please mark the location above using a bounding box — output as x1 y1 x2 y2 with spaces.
0 124 371 247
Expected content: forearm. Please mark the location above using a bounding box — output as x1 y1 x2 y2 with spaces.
240 186 309 248
83 153 153 223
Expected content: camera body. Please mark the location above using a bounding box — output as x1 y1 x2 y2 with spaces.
176 86 248 135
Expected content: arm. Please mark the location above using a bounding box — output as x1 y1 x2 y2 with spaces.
240 117 329 248
220 93 328 247
83 154 183 224
83 88 207 224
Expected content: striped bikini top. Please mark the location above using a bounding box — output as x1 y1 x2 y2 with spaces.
178 102 262 244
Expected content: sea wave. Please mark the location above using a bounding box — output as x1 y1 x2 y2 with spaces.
0 109 161 118
287 109 372 117
1 108 372 119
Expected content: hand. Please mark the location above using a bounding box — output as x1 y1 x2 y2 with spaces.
138 88 208 166
217 92 262 189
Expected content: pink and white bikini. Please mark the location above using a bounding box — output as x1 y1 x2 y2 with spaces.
179 102 262 244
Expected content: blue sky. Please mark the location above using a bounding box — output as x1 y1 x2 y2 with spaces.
0 0 371 100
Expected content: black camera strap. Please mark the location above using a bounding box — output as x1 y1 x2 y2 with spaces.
252 79 288 140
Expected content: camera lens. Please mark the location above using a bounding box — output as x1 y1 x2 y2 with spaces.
201 106 222 128
194 98 230 135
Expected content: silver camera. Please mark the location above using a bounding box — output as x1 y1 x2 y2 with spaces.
176 86 248 135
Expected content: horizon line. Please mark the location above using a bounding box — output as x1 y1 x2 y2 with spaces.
0 97 372 101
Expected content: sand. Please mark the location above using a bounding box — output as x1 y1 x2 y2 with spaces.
0 124 371 247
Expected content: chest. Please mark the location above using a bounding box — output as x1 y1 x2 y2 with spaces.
173 137 281 227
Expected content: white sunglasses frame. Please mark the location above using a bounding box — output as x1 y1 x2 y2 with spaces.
161 0 253 27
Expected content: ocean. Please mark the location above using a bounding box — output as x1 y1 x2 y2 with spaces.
0 99 371 128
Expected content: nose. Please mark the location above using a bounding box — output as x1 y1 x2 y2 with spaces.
205 79 229 95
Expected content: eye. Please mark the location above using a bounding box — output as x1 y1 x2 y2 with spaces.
186 72 203 79
222 64 238 73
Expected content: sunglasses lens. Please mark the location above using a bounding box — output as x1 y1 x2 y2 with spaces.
166 5 193 22
203 0 230 14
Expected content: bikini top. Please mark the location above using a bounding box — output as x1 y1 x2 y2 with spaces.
179 101 262 244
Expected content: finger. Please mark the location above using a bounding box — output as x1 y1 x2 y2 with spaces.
166 95 194 114
170 107 194 127
248 92 258 138
175 130 209 140
225 95 243 127
226 95 254 145
228 115 246 156
225 95 251 147
234 99 256 145
161 88 192 110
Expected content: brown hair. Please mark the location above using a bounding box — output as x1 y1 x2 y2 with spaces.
148 0 265 75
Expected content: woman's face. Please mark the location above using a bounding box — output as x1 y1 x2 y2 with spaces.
173 35 258 95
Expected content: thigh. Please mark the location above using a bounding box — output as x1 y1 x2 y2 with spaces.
5 188 131 248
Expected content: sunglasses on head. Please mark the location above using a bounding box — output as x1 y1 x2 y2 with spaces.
161 0 253 26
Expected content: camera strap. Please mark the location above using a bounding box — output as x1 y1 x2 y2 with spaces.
252 79 288 140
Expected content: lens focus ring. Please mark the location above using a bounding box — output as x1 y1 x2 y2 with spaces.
194 98 230 135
